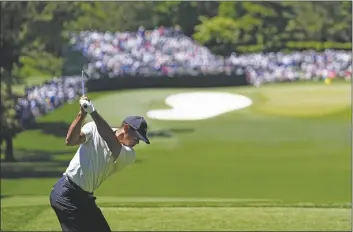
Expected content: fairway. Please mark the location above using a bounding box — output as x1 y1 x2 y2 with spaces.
1 82 351 231
1 201 350 231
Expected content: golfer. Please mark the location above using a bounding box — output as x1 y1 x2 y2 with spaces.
49 96 150 232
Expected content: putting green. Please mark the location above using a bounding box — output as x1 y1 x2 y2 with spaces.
92 83 350 123
253 84 350 117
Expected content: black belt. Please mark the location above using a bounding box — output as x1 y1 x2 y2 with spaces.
64 175 93 195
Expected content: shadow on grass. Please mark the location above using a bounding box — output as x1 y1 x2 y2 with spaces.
148 128 194 138
1 127 194 179
26 121 195 139
26 121 70 138
1 161 68 179
1 149 71 179
13 149 72 162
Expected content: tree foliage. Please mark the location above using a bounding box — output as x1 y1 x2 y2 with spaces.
194 1 351 54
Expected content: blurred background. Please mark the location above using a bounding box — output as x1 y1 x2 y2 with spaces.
0 1 352 231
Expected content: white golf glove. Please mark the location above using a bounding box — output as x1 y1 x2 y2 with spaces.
79 99 96 114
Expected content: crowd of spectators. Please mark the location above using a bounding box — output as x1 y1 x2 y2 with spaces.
69 26 226 78
15 76 83 127
69 27 351 83
227 49 352 85
15 27 352 127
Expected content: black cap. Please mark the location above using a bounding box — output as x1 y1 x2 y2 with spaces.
123 116 150 144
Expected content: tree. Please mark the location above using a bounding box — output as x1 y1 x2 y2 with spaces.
0 81 21 161
0 2 28 89
319 1 352 43
0 2 30 161
193 16 241 55
66 2 155 32
193 1 351 54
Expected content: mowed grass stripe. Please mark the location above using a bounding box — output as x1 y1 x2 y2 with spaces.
18 208 60 231
1 206 48 231
99 207 351 231
0 195 271 207
3 206 348 231
1 195 350 209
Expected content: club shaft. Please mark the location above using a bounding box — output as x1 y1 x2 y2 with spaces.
81 71 85 96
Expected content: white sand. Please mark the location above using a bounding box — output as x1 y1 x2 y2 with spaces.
147 92 252 120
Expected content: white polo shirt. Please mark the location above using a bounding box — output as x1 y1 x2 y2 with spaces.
65 121 136 193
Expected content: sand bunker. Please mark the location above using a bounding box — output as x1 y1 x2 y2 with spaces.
147 92 252 120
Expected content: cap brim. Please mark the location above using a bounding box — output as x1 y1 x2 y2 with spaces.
136 131 150 144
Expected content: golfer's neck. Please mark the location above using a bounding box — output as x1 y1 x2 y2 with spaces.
115 129 124 142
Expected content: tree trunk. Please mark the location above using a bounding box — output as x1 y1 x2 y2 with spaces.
4 136 15 162
4 69 12 96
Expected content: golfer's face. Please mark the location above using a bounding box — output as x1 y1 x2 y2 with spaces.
124 126 140 147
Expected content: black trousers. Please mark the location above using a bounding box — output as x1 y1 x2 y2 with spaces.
50 175 111 232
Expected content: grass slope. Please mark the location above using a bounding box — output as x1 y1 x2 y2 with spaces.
1 82 351 230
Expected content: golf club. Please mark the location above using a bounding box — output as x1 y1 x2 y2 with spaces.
81 70 90 108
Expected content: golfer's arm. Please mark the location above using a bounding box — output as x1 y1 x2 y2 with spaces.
65 112 86 146
90 111 122 156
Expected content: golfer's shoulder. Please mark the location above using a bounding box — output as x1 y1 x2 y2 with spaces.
119 144 136 162
81 121 96 137
83 121 96 129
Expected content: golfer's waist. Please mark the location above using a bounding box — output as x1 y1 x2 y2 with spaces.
63 173 93 195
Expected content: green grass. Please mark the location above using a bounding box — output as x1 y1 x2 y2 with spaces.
1 81 351 230
1 196 351 231
2 205 350 231
12 75 54 95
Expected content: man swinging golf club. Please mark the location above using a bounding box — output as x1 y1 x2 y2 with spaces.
49 95 150 232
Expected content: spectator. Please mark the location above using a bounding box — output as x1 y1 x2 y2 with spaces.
69 27 225 77
227 50 351 85
16 76 84 128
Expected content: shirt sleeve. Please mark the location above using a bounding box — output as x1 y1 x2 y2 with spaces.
81 121 95 143
114 144 136 172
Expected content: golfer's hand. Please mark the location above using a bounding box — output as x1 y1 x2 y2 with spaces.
79 96 96 114
79 96 88 116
